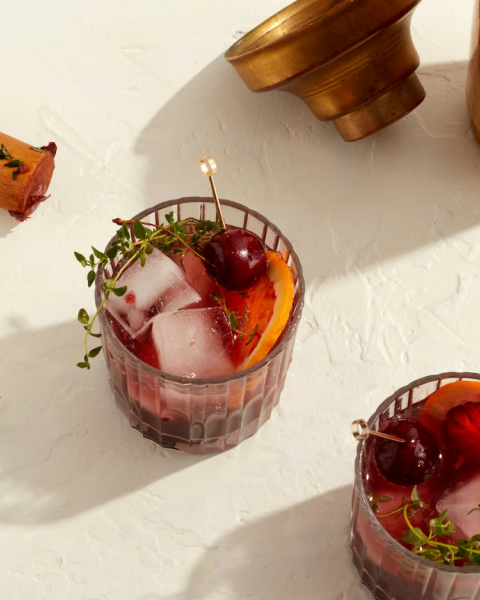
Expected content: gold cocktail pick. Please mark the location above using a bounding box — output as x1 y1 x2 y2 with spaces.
352 419 405 443
199 156 226 229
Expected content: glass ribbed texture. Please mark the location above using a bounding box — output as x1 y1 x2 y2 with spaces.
96 197 305 453
351 372 480 600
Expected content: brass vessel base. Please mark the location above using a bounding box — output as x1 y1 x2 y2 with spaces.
333 74 426 141
468 0 480 145
472 120 480 145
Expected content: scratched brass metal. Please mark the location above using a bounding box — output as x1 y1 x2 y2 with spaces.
225 0 426 142
467 1 480 144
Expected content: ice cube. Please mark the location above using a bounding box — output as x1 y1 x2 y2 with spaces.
151 306 235 378
106 248 201 337
437 471 480 538
172 251 220 307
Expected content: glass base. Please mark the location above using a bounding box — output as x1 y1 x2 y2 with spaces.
111 378 284 454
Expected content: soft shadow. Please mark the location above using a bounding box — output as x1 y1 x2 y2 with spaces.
136 58 480 285
0 210 18 237
0 320 209 524
181 485 369 600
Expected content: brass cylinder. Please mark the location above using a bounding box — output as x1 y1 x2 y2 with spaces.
225 0 426 142
467 0 480 144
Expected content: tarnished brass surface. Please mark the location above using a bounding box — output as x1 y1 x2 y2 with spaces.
467 1 480 145
225 0 426 142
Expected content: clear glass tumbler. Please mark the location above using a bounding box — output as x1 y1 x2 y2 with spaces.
350 372 480 600
95 197 305 454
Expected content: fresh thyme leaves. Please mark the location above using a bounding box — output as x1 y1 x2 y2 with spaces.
75 213 223 369
367 494 393 514
0 144 12 160
210 293 258 345
375 489 480 566
468 504 480 516
30 146 47 153
112 216 219 264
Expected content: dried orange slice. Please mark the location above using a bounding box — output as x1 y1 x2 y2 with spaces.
225 251 295 371
421 381 480 444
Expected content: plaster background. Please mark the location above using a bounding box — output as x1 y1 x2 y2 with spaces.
0 1 478 598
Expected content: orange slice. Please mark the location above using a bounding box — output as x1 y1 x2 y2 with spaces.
421 381 480 444
225 251 295 371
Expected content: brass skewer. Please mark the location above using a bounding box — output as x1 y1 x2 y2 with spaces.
352 419 405 443
199 156 226 229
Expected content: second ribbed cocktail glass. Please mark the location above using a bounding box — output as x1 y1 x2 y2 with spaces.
351 372 480 600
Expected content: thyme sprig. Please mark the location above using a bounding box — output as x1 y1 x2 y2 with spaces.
368 494 393 514
112 215 218 268
210 293 258 345
75 213 222 369
376 488 480 566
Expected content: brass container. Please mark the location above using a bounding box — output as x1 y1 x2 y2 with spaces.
225 0 426 142
467 0 480 144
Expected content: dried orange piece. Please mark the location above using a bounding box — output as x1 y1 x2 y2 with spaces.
225 251 294 371
421 381 480 444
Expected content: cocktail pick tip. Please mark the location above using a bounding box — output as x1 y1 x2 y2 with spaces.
352 419 405 443
199 156 225 228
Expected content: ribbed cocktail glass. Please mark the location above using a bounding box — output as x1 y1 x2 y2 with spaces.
351 372 480 600
95 197 305 453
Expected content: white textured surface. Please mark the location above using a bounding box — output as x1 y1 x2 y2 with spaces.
0 1 478 598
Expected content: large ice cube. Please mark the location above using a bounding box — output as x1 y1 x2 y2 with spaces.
106 248 201 337
437 472 480 538
151 306 235 378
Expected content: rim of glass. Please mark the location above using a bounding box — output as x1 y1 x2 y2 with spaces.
95 196 305 386
355 371 480 574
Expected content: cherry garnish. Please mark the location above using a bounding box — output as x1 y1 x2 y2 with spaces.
203 228 267 292
375 418 440 487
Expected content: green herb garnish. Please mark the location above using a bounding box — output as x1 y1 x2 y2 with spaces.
30 146 47 153
210 293 258 345
376 489 480 566
367 494 393 514
75 213 224 369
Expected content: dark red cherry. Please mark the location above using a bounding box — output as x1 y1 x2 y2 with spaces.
375 418 440 487
203 228 267 291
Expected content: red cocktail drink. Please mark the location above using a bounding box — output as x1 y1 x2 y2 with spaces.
95 197 304 453
351 373 480 600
